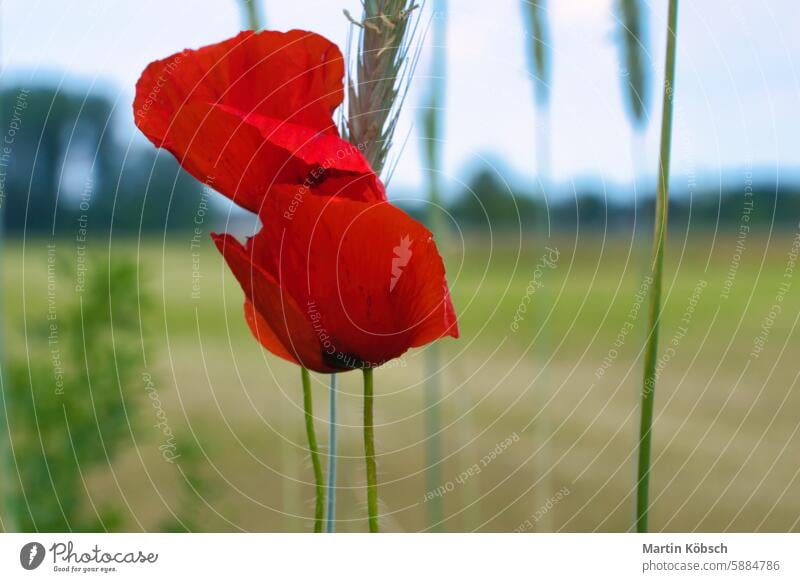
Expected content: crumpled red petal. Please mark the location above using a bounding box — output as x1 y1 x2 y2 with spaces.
134 29 384 212
250 190 459 369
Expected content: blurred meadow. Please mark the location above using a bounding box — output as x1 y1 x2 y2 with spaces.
1 0 799 533
5 228 800 532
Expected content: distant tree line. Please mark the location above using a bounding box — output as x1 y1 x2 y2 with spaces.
3 85 797 237
406 168 800 234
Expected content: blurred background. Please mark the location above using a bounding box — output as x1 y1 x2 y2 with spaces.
0 0 798 532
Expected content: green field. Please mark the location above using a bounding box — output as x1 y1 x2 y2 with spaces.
5 229 800 532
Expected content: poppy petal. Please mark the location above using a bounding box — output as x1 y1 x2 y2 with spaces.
143 102 384 212
212 232 336 372
134 30 384 210
251 191 459 368
243 299 298 365
135 29 343 138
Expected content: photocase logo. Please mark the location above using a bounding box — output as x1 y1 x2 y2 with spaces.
390 235 413 292
19 542 46 570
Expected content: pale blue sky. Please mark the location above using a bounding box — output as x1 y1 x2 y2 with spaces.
3 0 799 197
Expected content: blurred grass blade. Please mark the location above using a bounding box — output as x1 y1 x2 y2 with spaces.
420 0 447 532
521 0 552 185
521 0 554 531
0 151 11 533
238 0 263 31
421 1 446 212
636 0 679 533
521 0 551 107
615 1 650 246
0 14 16 528
617 0 650 129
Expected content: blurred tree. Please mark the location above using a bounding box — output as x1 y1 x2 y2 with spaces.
451 168 537 230
112 149 205 234
0 87 112 234
0 86 204 236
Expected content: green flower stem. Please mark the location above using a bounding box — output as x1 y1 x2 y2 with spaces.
301 367 324 533
362 367 379 533
325 373 337 533
636 0 679 534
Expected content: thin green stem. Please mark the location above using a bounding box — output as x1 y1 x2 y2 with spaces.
362 368 379 533
325 373 337 533
301 367 324 533
636 0 679 534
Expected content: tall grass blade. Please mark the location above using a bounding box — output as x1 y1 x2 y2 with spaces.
521 0 554 531
636 0 679 533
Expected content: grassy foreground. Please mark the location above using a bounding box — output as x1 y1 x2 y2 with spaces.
4 230 799 532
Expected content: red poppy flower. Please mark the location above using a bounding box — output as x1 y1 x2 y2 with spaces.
212 188 459 373
134 29 384 213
